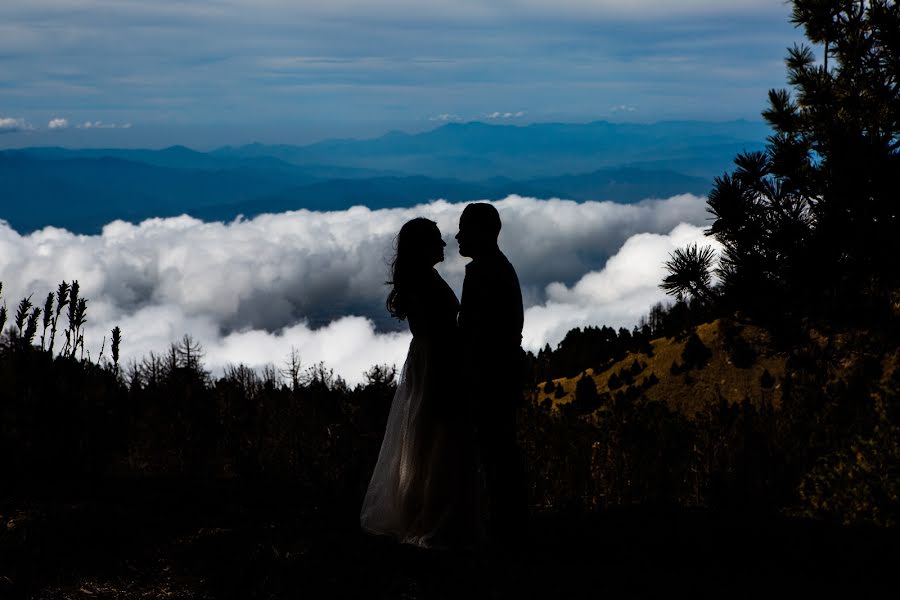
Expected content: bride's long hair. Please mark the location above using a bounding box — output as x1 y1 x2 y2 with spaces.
387 217 438 320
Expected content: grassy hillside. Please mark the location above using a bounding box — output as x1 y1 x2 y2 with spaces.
534 318 787 416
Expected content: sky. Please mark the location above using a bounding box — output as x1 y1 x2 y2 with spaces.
0 0 802 148
0 194 714 384
0 1 797 382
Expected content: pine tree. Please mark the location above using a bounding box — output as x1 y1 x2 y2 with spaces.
665 0 900 323
607 371 623 390
681 332 712 370
575 372 600 411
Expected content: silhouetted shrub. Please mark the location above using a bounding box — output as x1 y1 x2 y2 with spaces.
794 369 900 527
721 320 757 368
607 372 622 390
568 373 602 416
681 333 712 370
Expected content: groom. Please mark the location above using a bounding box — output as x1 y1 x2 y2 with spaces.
456 203 527 544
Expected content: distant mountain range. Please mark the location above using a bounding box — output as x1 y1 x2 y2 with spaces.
1 120 769 234
212 119 770 180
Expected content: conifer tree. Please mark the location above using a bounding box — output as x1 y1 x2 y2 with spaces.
665 0 900 322
575 372 600 410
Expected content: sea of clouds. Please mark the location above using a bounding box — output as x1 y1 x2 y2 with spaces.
0 194 717 385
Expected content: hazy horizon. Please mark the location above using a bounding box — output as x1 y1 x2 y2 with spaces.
0 115 771 152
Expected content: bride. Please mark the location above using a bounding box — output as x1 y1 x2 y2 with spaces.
360 217 480 549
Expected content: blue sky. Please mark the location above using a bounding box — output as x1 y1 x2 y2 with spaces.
1 0 802 148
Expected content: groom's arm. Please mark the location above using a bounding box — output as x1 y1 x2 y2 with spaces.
459 261 488 340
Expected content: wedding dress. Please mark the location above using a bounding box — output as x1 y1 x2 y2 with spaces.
360 269 480 548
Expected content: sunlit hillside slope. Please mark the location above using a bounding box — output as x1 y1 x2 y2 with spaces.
534 319 788 417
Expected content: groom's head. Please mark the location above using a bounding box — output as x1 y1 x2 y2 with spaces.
456 203 501 258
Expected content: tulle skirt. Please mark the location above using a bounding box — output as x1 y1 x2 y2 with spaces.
360 337 480 548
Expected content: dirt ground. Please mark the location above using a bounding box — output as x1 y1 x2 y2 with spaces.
1 480 897 599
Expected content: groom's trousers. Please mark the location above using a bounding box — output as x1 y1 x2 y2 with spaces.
473 352 528 544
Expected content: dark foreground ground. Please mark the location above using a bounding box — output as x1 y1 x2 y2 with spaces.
1 480 897 599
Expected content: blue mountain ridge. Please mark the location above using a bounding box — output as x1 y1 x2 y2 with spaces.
1 120 768 234
212 119 769 179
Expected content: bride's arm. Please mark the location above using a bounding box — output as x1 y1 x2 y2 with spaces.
406 288 430 338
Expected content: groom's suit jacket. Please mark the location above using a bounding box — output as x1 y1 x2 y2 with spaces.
459 248 524 395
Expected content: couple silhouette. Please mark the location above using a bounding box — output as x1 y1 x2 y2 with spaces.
360 203 528 550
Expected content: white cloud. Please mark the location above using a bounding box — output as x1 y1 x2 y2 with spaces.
0 195 710 384
429 113 463 122
93 305 413 387
76 120 132 129
610 104 636 113
0 117 31 133
522 223 720 351
212 317 411 384
486 111 525 119
48 117 69 129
